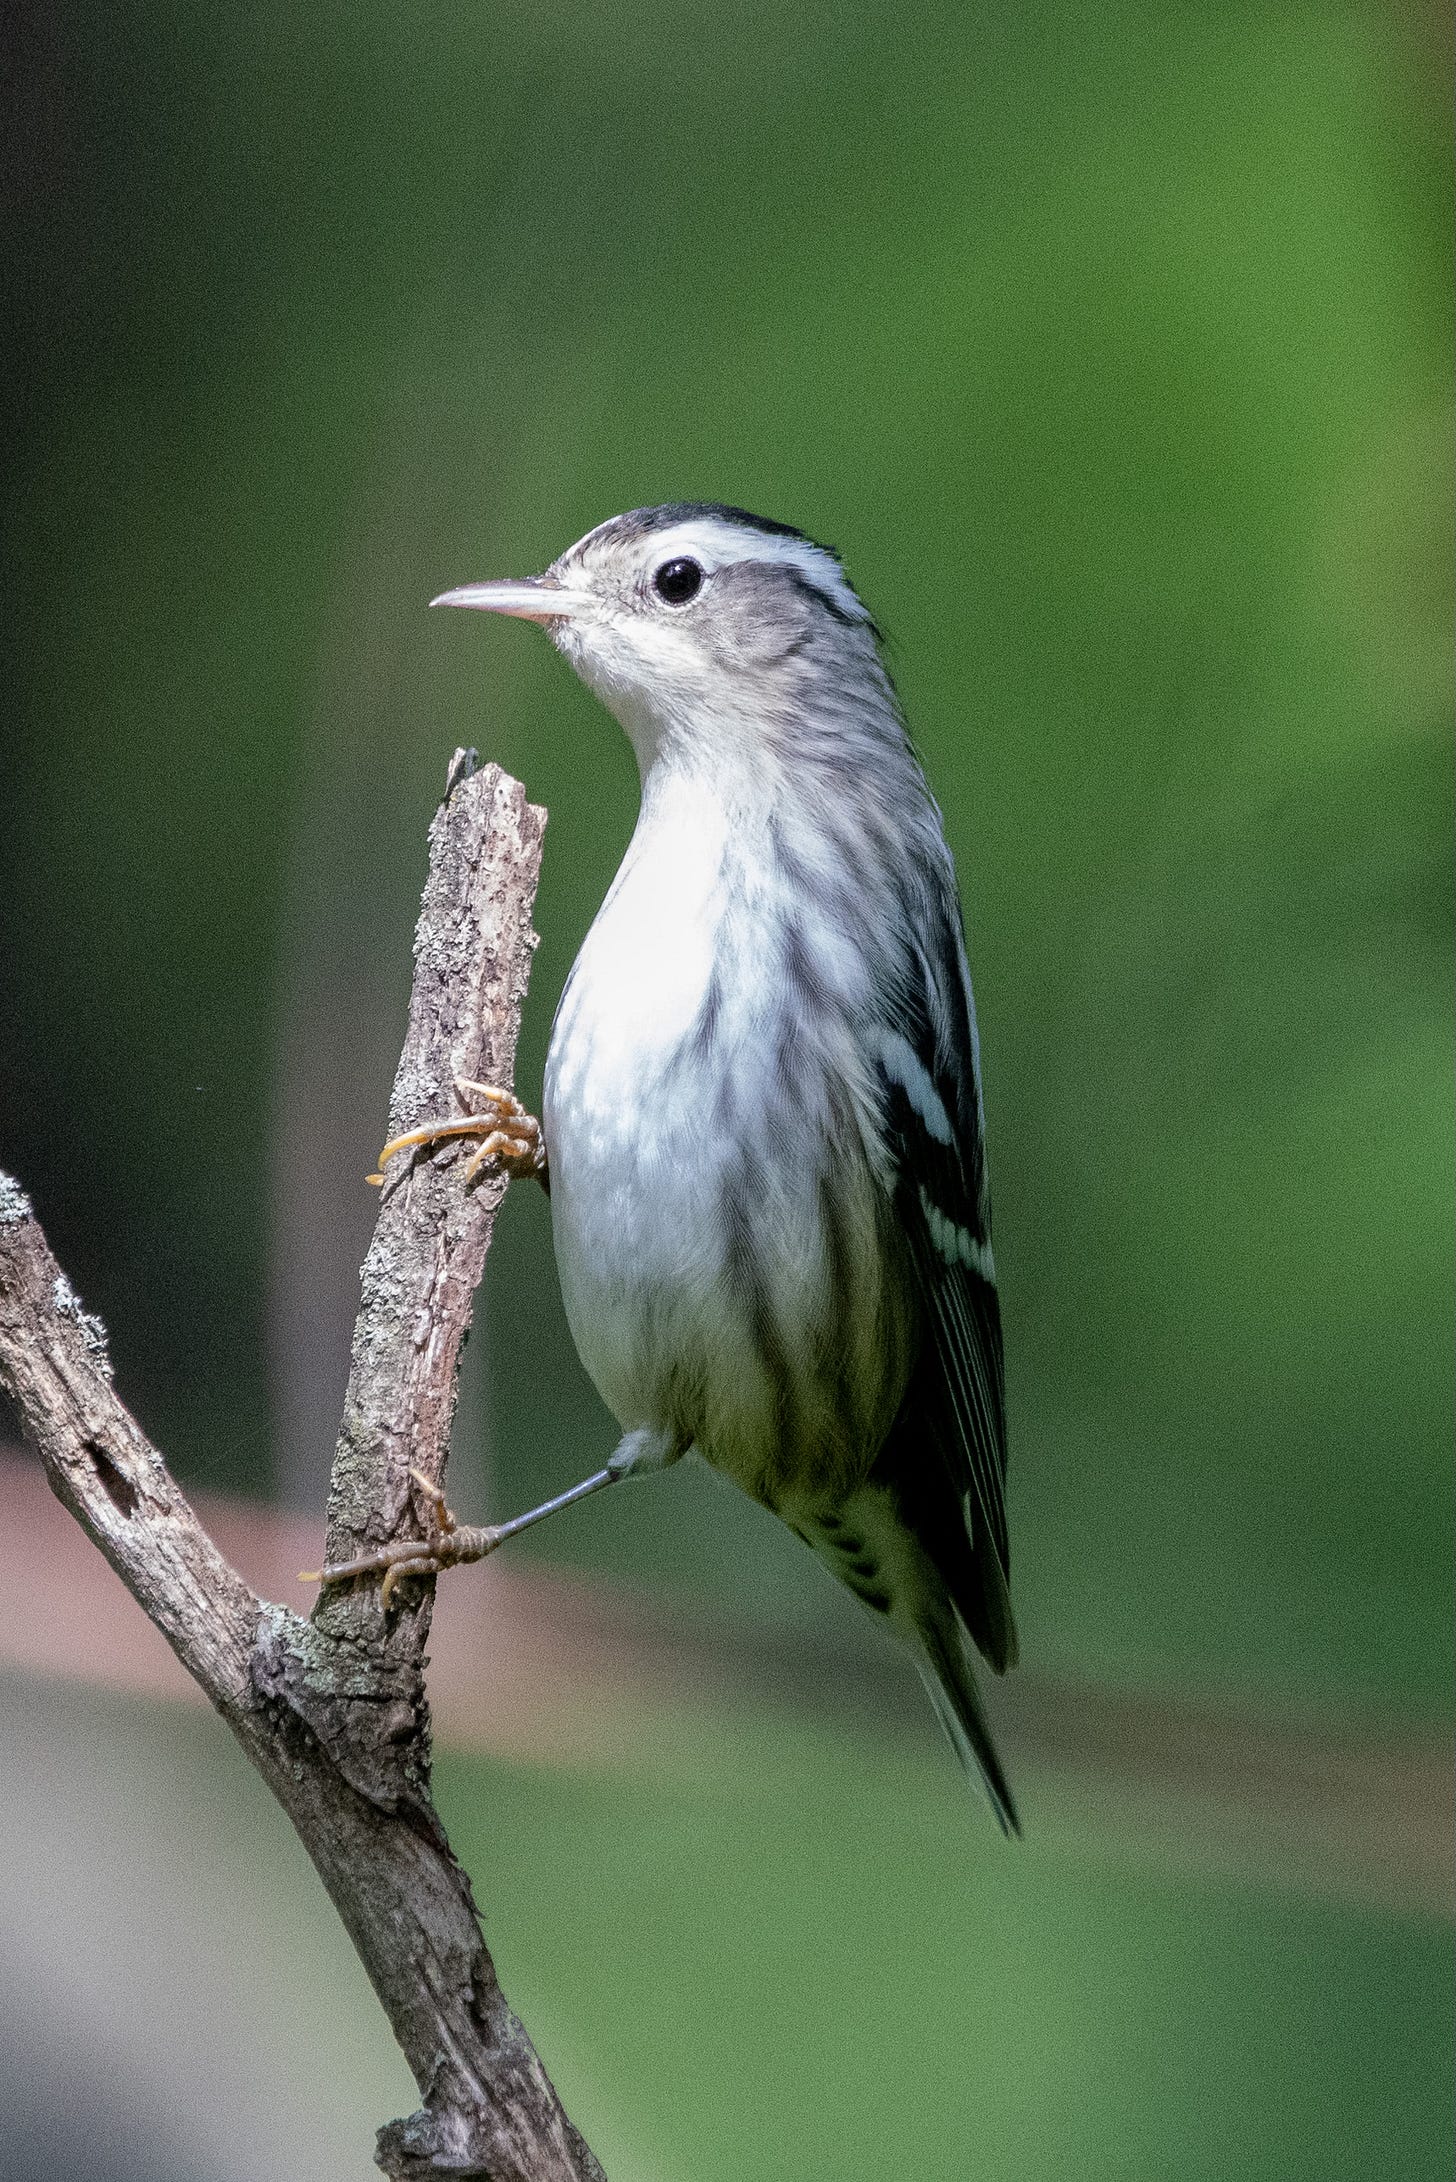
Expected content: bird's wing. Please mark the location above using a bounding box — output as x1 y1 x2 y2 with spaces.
873 865 1016 1673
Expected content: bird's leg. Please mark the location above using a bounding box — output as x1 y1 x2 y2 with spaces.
367 1078 548 1190
303 1429 681 1606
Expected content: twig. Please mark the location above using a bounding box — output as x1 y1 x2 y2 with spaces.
0 757 606 2182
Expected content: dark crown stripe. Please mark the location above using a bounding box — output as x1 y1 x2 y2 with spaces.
616 501 819 547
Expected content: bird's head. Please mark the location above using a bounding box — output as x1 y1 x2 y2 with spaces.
432 503 883 777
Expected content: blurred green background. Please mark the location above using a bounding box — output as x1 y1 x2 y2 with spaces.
1 1 1451 2177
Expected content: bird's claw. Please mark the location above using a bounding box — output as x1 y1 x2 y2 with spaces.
301 1467 499 1607
367 1078 547 1188
452 1078 548 1184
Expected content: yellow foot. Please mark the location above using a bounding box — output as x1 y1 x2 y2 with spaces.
367 1078 547 1189
301 1469 502 1608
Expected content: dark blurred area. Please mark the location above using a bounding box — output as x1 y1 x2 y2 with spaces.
1 2 1451 2177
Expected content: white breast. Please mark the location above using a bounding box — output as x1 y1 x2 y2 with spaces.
541 764 908 1494
546 788 729 1133
543 777 744 1429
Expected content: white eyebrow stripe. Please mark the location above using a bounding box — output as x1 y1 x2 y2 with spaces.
881 1030 955 1144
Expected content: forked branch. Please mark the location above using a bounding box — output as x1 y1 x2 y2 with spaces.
0 757 605 2182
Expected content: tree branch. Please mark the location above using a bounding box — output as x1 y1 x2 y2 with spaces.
0 756 606 2182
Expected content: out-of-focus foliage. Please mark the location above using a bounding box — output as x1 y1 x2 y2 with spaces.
2 0 1450 1735
7 1674 1451 2182
440 1721 1455 2182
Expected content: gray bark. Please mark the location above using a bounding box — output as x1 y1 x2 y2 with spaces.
0 758 605 2182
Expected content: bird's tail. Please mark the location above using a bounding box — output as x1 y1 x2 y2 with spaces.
915 1611 1021 1837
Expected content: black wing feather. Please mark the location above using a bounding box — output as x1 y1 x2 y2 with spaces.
874 877 1017 1674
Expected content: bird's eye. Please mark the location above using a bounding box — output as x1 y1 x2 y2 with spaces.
653 556 703 605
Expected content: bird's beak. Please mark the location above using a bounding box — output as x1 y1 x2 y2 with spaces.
429 576 590 622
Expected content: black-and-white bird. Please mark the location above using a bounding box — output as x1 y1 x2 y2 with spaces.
325 503 1019 1831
